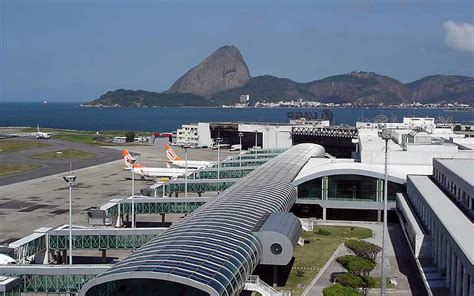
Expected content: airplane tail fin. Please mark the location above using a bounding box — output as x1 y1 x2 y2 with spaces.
37 124 40 133
122 149 144 168
164 144 183 161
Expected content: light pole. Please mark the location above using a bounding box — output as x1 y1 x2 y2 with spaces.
183 144 189 198
63 166 76 265
130 155 138 228
238 132 243 168
380 128 391 296
216 137 222 180
254 130 258 148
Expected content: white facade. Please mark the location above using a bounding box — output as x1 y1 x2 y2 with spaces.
433 159 474 216
238 123 292 149
176 123 212 147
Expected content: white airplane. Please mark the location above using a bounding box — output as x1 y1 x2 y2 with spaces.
164 144 214 169
122 149 190 179
36 124 51 139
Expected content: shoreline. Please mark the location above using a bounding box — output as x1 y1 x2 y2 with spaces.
79 104 474 112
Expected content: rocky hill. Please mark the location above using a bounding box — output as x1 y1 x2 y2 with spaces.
86 45 474 107
168 45 251 97
407 75 474 104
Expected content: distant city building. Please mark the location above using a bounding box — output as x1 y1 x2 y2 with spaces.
239 94 250 104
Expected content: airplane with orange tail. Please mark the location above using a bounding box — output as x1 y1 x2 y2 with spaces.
122 149 190 179
164 144 214 169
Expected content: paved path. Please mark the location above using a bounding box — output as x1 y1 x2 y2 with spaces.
304 220 426 295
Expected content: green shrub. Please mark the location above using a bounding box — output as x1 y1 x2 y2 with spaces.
314 228 332 236
335 273 365 288
336 255 375 276
323 284 362 296
345 240 381 262
361 276 376 288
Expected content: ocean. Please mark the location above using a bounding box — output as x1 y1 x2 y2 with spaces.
1 102 473 132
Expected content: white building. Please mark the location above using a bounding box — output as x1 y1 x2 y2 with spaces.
238 123 292 149
176 123 212 147
239 95 250 104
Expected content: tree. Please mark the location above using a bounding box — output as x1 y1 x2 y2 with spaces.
336 255 375 276
345 240 381 262
125 131 135 142
323 284 362 296
335 273 365 288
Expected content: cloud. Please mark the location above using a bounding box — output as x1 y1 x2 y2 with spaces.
443 21 474 53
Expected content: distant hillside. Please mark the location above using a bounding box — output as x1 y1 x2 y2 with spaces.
85 89 215 107
210 75 317 104
86 45 474 107
407 75 474 104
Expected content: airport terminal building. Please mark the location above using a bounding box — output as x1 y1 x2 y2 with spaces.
396 159 474 295
80 144 325 296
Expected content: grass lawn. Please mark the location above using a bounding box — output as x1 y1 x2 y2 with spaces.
280 225 372 295
0 140 50 153
0 163 41 176
21 128 149 145
30 149 96 160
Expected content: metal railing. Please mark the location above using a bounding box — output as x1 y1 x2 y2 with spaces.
245 275 291 296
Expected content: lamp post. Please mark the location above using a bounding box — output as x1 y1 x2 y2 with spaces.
216 137 222 180
183 144 189 198
254 130 258 148
129 155 138 228
380 128 391 296
62 166 76 265
238 132 243 168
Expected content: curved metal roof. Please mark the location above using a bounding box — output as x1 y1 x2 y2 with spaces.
80 144 325 296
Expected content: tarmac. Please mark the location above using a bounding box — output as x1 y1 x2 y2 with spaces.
0 136 237 246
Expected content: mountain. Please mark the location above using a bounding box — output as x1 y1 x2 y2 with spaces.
84 89 215 107
407 75 474 104
306 71 411 105
168 45 251 97
86 45 474 107
210 75 317 104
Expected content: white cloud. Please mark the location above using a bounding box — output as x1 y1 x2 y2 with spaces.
443 21 474 53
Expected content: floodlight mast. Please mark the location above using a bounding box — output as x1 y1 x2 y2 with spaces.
62 164 76 265
184 144 190 198
216 138 222 180
129 155 138 228
238 132 243 168
380 128 391 296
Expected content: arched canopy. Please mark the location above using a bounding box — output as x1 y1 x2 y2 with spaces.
293 159 432 186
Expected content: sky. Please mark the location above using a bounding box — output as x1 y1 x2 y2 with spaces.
1 0 473 102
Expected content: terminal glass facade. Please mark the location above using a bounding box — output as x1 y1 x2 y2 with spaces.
298 175 404 201
327 175 377 201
